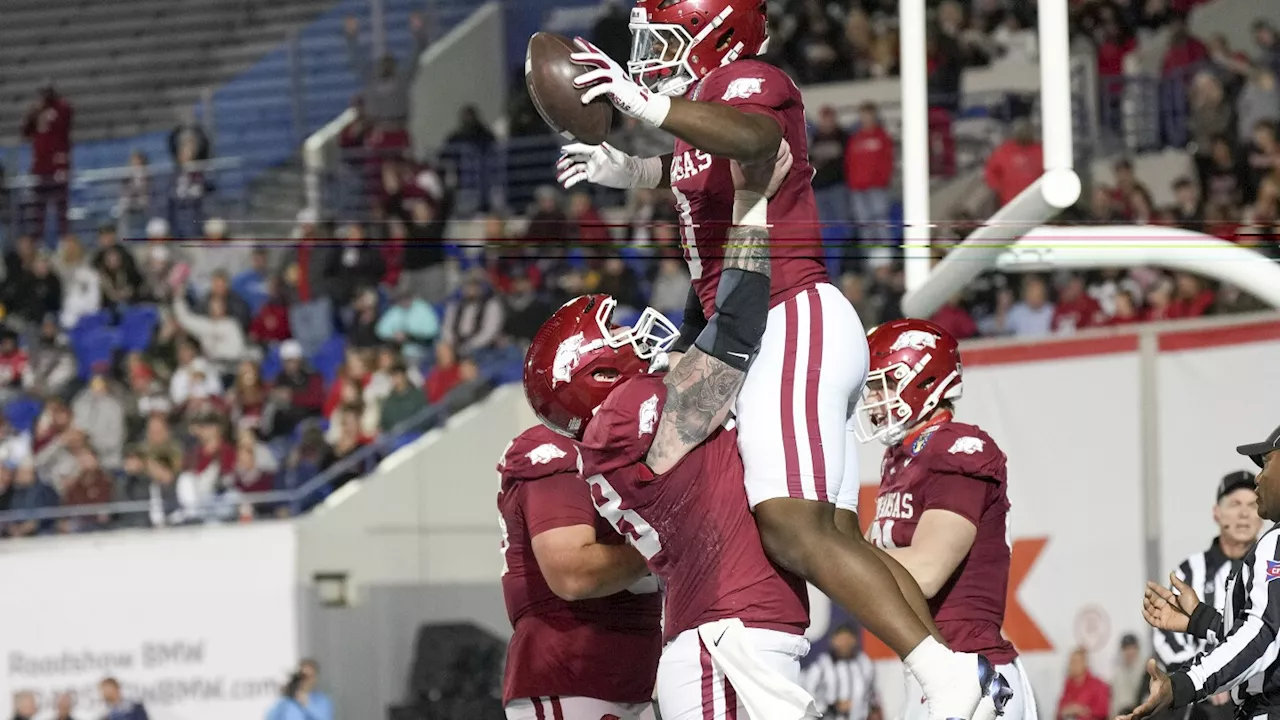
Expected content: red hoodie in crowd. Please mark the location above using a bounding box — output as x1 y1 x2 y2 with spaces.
22 91 73 178
845 124 895 191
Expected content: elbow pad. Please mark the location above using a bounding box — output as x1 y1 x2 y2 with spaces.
670 288 708 354
693 268 770 371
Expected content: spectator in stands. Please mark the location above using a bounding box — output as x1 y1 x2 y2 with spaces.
440 272 504 358
1170 176 1205 228
1239 69 1280 149
112 447 152 529
0 415 33 469
1203 136 1246 208
267 341 325 441
985 119 1044 207
268 659 334 720
595 258 644 315
4 234 36 281
184 414 235 519
98 246 142 311
1254 20 1280 78
343 13 428 130
5 460 58 537
1007 275 1055 337
117 151 152 239
343 288 382 350
0 328 27 405
170 345 224 409
172 291 246 375
931 295 979 340
376 287 439 361
170 139 209 239
927 24 963 113
33 420 82 496
249 276 293 344
1110 159 1150 218
231 437 274 518
324 223 385 308
1056 647 1110 720
1110 634 1145 717
168 108 211 165
187 218 247 299
425 342 479 406
1246 120 1280 202
525 186 571 242
784 0 852 84
1104 291 1141 326
324 350 372 419
54 235 101 330
845 102 894 264
1163 14 1209 79
647 257 692 318
1188 72 1236 156
72 372 125 470
805 106 849 248
51 692 77 720
1053 274 1103 334
198 270 251 329
569 192 611 246
146 452 184 527
59 448 113 533
380 361 427 434
138 243 178 305
229 360 269 433
232 249 271 315
8 251 62 327
840 273 879 329
140 414 184 477
1171 272 1216 317
11 691 37 720
100 678 147 720
21 82 72 241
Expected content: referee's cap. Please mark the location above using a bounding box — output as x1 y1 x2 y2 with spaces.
1217 470 1257 502
1237 424 1280 469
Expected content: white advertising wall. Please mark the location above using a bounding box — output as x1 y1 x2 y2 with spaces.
0 523 298 720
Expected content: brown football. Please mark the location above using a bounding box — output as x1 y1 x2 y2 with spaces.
525 32 612 145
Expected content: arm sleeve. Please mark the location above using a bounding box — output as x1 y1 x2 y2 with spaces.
670 287 708 354
1172 531 1280 707
921 473 989 525
524 471 597 537
1187 601 1225 642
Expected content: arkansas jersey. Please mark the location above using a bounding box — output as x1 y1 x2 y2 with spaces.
577 373 810 643
671 59 829 317
868 417 1017 665
497 424 662 704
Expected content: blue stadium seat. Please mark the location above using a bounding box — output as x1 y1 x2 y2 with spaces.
309 335 347 386
71 327 122 380
4 396 42 433
72 310 113 334
119 305 160 353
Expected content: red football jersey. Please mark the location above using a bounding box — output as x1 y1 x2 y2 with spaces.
497 424 662 704
578 374 810 643
868 417 1018 665
670 59 829 318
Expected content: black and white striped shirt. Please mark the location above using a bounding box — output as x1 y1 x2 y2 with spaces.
1154 537 1238 670
803 653 877 720
1169 526 1280 713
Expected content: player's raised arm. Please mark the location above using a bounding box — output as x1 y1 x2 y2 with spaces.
644 143 790 474
570 39 781 165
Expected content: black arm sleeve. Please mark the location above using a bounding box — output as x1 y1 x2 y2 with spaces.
669 286 707 354
1187 602 1224 641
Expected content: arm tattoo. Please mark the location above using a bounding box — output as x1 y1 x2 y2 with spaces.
644 222 771 473
724 224 771 276
646 348 744 473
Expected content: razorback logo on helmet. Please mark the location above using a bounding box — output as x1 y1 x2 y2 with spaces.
948 436 985 455
722 77 764 101
889 330 938 353
638 394 659 436
526 442 568 465
552 332 590 387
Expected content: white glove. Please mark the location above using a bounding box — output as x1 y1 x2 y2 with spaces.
571 37 672 128
556 142 663 190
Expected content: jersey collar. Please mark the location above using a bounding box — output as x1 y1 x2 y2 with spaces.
901 410 953 455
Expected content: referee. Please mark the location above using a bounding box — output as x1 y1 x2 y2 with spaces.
1152 471 1262 720
1123 424 1280 720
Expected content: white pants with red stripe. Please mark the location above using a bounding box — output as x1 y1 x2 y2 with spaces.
735 282 869 512
504 696 655 720
656 627 810 720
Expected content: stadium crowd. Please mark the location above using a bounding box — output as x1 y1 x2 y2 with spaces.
0 0 1278 536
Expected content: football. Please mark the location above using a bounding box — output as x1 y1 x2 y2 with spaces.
525 32 612 145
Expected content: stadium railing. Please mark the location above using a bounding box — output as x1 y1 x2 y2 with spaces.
1 157 249 242
0 378 490 532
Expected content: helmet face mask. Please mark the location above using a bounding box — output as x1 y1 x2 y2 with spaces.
853 319 964 447
627 0 769 97
525 294 677 439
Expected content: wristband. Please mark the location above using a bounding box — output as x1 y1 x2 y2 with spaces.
640 94 672 128
634 155 663 190
732 191 767 227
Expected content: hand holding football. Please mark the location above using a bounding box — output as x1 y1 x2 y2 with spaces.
525 32 613 144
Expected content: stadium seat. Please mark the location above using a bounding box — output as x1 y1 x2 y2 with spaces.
260 343 283 383
309 335 346 385
71 327 122 380
118 305 160 352
4 396 43 433
72 310 113 334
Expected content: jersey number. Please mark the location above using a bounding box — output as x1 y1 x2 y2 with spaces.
671 187 702 280
868 518 898 550
587 475 663 560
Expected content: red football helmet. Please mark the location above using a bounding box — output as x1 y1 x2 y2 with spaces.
628 0 770 97
854 318 964 446
523 294 678 439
